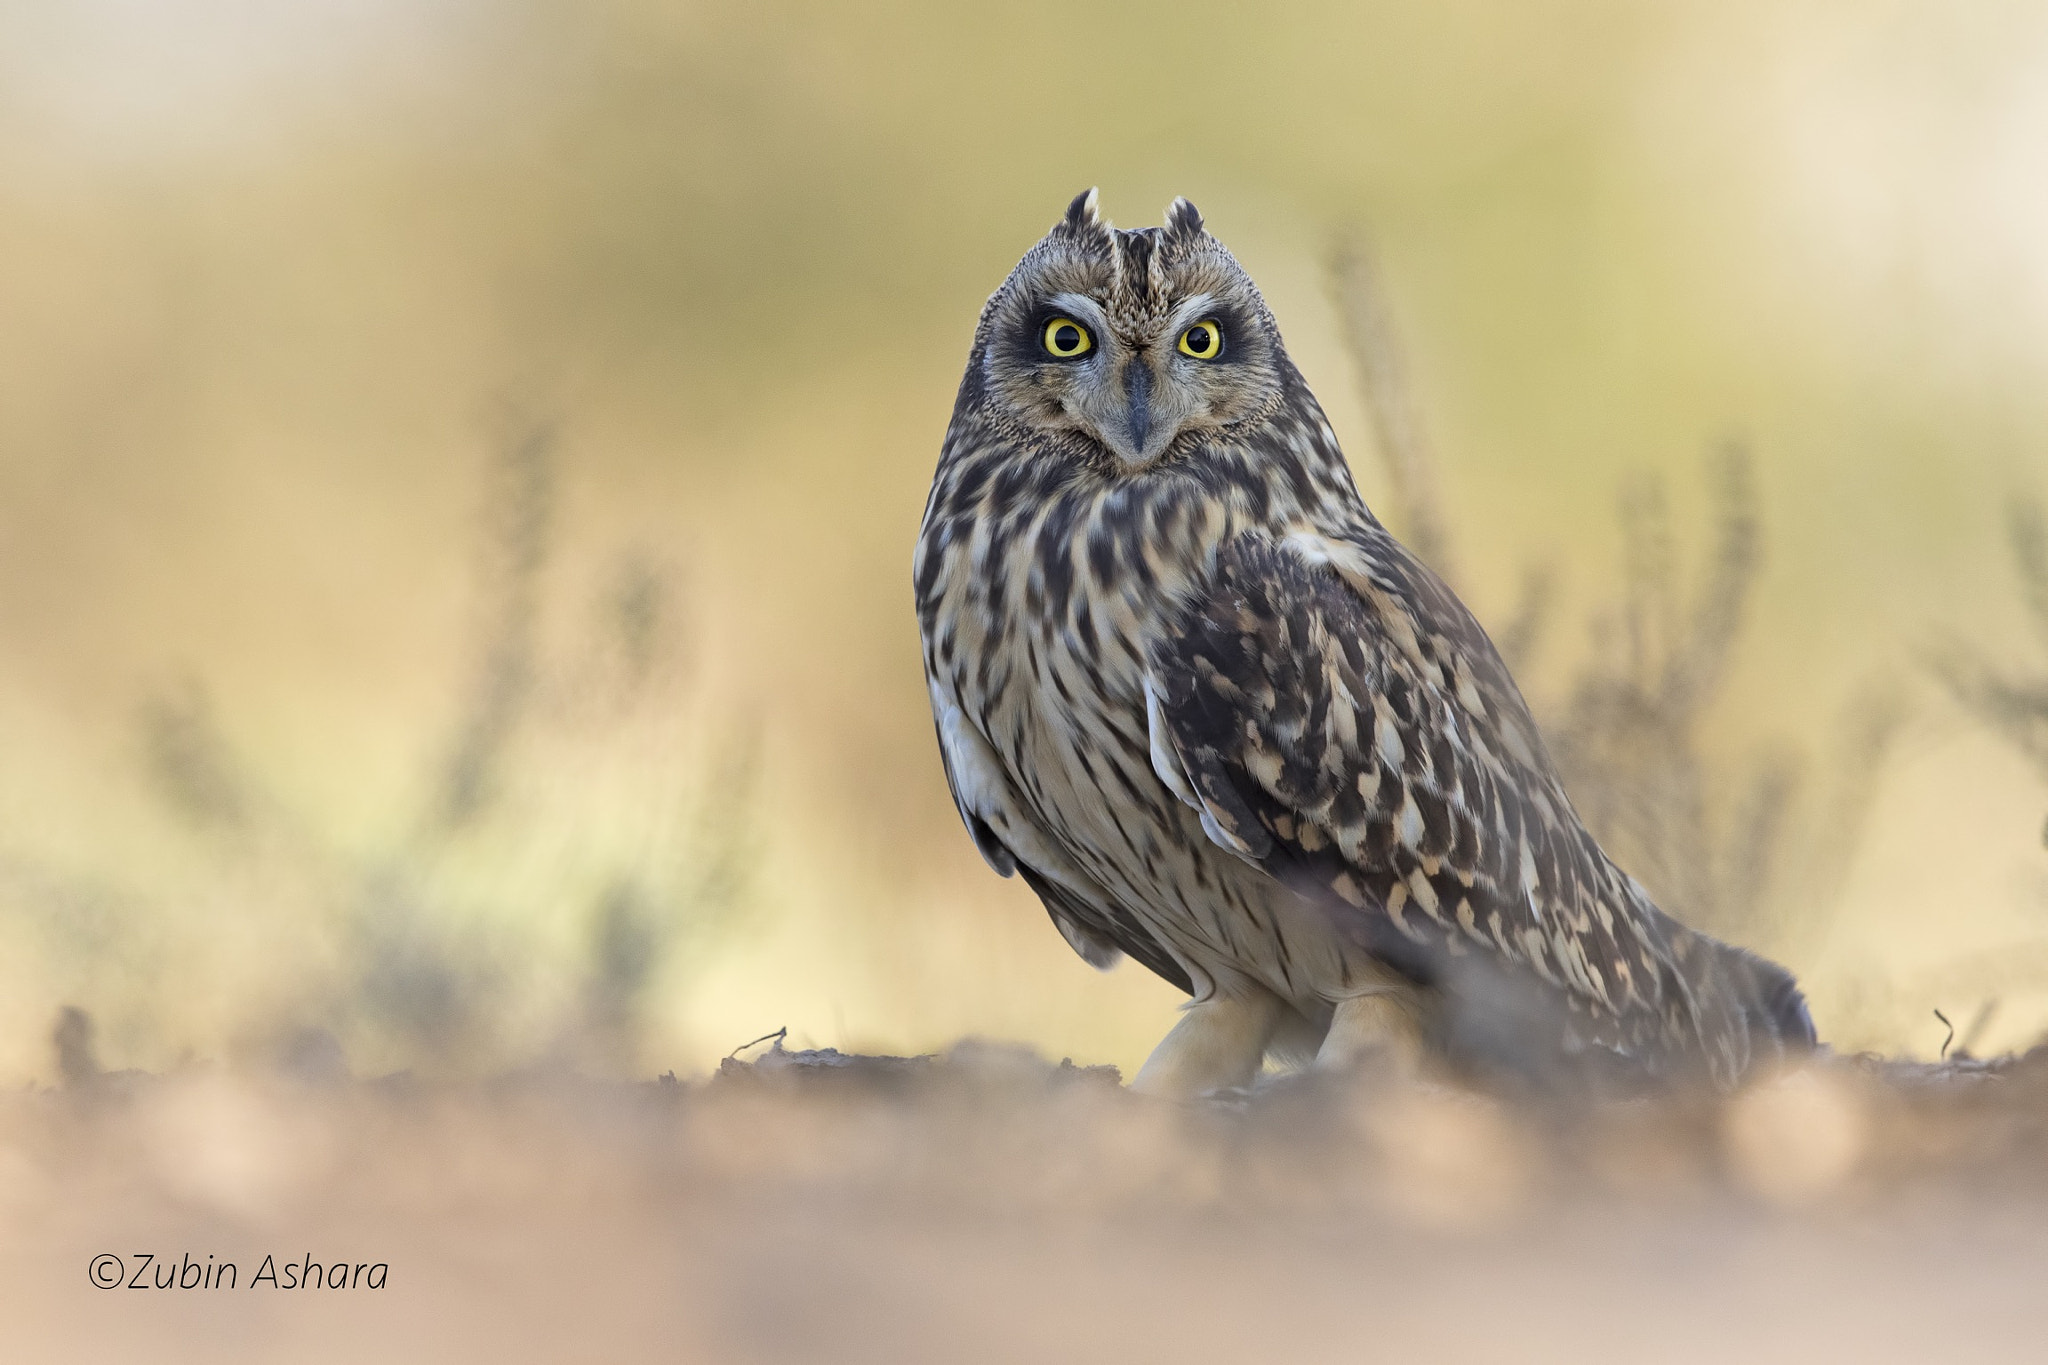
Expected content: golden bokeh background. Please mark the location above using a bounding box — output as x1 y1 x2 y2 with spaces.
5 0 2048 1085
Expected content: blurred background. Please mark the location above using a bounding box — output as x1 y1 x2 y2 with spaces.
6 0 2048 1087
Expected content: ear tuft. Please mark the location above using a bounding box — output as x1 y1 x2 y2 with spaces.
1058 187 1107 236
1163 197 1205 245
1049 188 1114 255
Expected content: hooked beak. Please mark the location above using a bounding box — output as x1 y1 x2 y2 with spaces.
1123 360 1153 458
1066 344 1190 467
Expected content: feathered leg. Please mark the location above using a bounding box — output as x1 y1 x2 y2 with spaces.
1131 990 1286 1098
1315 992 1425 1075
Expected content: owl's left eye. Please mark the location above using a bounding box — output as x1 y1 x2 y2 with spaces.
1177 320 1223 359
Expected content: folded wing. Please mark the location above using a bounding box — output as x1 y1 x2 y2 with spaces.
1145 531 1811 1089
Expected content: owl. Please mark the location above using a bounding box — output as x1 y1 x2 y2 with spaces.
913 190 1815 1098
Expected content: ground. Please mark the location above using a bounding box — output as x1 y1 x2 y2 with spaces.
5 1041 2046 1362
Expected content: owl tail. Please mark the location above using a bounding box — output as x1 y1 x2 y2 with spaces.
1702 940 1820 1073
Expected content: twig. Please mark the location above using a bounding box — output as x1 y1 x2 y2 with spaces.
727 1026 787 1061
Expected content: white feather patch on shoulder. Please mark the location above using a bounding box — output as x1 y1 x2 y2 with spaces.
1279 528 1369 575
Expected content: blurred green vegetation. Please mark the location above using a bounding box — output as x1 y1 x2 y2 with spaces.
4 0 2048 1081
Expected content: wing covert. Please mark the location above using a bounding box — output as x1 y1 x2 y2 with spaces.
1146 531 1762 1084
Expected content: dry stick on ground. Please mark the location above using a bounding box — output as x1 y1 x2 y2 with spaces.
1850 935 2048 1056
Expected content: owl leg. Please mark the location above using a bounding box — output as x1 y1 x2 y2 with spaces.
1130 990 1286 1099
1262 1005 1330 1072
1315 992 1425 1076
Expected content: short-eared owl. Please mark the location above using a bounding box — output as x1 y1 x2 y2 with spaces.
914 190 1814 1097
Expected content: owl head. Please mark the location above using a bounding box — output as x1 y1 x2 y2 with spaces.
969 190 1288 468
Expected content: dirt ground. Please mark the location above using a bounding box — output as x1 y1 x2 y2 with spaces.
6 1040 2048 1363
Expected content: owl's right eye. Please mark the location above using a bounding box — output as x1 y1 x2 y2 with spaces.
1041 318 1094 358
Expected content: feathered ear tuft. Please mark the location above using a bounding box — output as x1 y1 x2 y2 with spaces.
1054 187 1112 242
1163 197 1205 245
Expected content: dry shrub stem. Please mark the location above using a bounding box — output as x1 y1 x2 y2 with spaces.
114 410 758 1076
1936 496 2048 795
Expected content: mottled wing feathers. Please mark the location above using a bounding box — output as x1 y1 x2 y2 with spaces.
1147 533 1809 1087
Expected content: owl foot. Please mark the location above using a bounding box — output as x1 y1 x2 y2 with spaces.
1314 992 1425 1079
1130 990 1286 1099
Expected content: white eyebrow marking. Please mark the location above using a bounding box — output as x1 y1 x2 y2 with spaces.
1046 293 1114 330
1165 293 1221 332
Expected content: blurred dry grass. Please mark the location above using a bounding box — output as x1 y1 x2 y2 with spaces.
1937 494 2048 815
112 412 756 1080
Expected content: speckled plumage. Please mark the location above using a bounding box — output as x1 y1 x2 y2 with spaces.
914 191 1814 1095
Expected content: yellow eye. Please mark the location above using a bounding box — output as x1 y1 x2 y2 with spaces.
1042 317 1094 358
1178 320 1223 359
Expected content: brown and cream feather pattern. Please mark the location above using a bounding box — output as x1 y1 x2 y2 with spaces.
914 191 1814 1092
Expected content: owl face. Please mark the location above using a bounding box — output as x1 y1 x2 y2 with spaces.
976 191 1285 468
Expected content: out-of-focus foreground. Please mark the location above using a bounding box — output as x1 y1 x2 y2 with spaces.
9 1047 2048 1363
